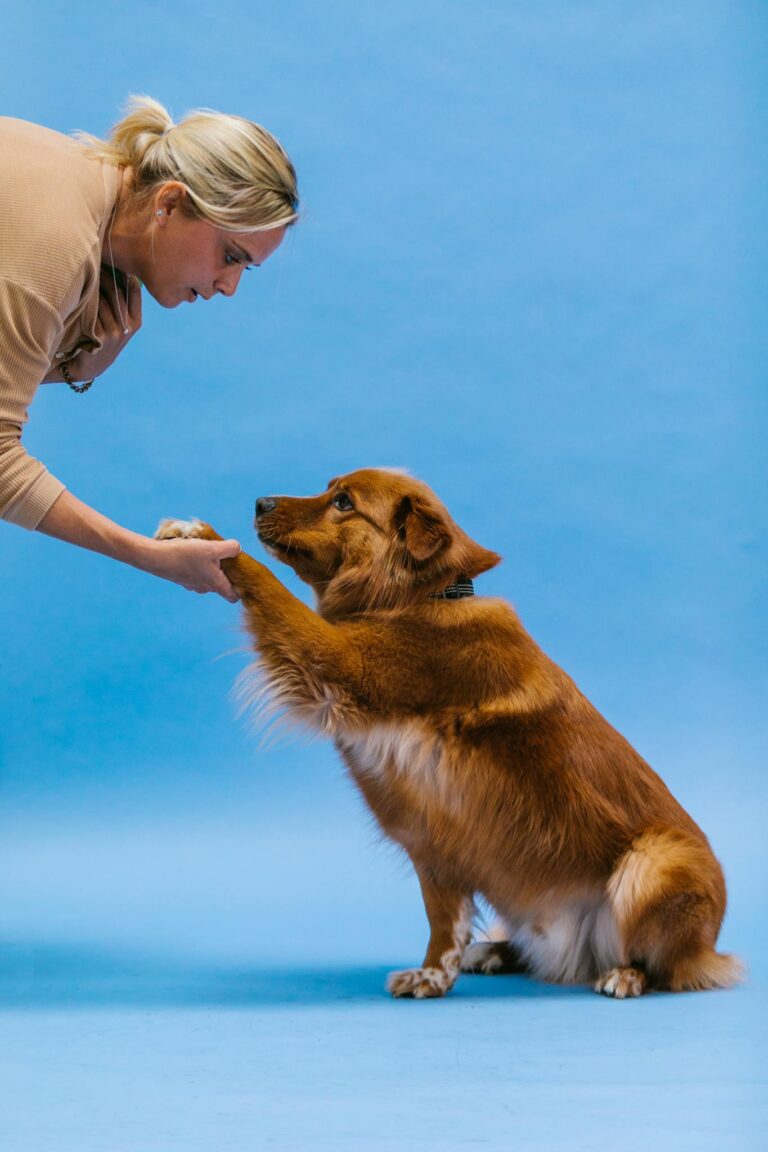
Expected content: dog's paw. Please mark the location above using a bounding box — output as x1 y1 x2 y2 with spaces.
595 966 647 999
386 966 453 999
461 942 506 975
154 518 206 542
461 940 526 975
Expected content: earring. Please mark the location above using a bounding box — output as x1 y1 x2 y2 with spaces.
156 209 164 217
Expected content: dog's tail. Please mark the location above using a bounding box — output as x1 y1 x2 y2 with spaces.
667 949 745 992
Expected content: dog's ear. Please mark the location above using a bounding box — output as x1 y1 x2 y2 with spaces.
395 494 501 575
459 539 502 578
395 495 449 562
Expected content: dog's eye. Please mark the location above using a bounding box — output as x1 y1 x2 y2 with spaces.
331 493 354 512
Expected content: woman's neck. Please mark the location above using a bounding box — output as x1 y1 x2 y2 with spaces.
102 168 148 276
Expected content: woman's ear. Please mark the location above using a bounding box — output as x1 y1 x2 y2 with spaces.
154 181 188 220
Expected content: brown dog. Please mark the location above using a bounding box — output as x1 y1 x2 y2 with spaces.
156 469 741 999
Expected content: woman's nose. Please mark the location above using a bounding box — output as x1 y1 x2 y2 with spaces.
215 266 243 298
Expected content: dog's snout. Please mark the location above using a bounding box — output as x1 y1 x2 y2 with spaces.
256 496 278 519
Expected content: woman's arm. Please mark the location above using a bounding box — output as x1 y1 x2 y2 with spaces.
2 277 237 599
39 490 241 600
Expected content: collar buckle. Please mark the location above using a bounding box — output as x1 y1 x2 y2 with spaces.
432 576 474 601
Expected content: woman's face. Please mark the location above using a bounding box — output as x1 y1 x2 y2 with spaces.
139 191 287 308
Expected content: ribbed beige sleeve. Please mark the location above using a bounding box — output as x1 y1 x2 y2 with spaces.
0 277 67 529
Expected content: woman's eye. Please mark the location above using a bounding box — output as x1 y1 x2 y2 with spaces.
225 252 252 269
332 494 354 511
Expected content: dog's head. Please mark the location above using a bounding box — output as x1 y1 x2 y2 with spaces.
254 468 500 616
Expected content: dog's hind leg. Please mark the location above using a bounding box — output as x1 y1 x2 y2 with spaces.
598 828 743 996
387 873 474 999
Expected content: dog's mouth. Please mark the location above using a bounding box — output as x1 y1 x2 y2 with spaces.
257 529 313 562
257 529 288 554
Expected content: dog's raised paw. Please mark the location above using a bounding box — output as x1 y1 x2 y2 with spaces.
154 518 206 542
386 966 452 999
594 966 647 999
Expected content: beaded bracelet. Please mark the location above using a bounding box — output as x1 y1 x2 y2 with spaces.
61 360 94 394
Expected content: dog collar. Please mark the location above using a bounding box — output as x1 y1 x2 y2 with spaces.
432 576 475 600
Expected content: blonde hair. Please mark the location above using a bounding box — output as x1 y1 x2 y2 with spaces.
77 95 298 233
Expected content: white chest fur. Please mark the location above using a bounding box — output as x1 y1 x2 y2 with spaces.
336 720 468 823
339 720 439 782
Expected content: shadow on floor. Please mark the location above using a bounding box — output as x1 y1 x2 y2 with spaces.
0 941 588 1008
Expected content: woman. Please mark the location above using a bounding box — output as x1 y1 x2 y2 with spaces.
0 96 298 600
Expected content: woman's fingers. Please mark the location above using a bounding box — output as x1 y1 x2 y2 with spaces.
214 538 242 559
61 273 141 383
207 539 241 601
126 275 143 328
98 269 141 337
97 278 123 331
217 576 240 603
193 572 238 602
155 537 242 601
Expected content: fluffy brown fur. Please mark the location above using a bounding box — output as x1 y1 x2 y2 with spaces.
156 469 742 999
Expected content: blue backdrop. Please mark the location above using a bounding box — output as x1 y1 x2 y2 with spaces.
0 4 765 1150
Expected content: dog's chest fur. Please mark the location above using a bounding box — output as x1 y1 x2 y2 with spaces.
338 720 439 783
335 720 466 848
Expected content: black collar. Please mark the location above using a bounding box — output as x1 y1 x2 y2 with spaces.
431 576 475 600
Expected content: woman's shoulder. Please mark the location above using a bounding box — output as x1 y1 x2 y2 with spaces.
0 115 79 148
0 117 117 311
0 116 99 193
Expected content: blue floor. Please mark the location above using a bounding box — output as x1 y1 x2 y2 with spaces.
1 944 764 1151
1 785 764 1150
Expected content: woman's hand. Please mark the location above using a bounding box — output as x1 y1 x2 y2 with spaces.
145 536 242 602
65 269 142 381
37 491 241 603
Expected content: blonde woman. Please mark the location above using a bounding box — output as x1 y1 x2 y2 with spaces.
0 97 298 599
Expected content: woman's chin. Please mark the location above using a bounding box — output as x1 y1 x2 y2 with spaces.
161 288 186 306
148 286 186 309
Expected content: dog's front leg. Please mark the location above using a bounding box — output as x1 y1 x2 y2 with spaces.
387 870 474 999
154 519 364 713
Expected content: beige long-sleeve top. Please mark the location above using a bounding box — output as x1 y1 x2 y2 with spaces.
0 117 120 529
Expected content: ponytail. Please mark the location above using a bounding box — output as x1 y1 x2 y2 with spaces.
76 95 299 233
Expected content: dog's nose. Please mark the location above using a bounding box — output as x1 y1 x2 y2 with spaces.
255 496 278 518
